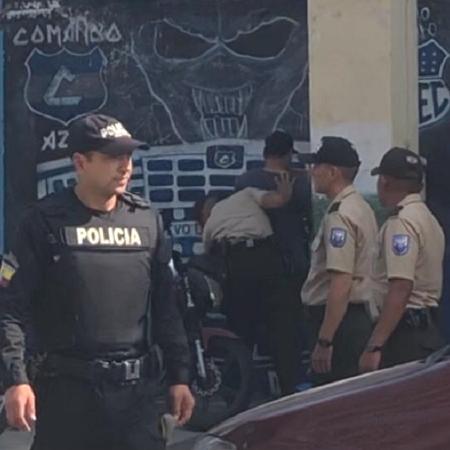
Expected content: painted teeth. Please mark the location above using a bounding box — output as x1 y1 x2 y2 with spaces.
200 116 247 139
191 84 252 115
238 115 248 138
192 84 252 139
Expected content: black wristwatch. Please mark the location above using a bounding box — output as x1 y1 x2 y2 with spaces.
365 344 383 353
317 338 333 348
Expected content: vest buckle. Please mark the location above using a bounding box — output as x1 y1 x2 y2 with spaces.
124 358 141 381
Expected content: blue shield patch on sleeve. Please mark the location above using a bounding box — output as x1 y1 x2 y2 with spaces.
392 234 410 256
329 227 347 248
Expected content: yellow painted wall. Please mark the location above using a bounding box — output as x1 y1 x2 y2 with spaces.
308 0 418 193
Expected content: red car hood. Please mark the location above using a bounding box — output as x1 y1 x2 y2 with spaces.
210 359 450 449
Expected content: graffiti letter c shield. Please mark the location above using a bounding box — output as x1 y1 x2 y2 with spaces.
25 47 108 125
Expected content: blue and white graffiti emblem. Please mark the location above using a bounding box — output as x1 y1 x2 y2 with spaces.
418 39 450 128
214 149 237 169
206 145 244 170
329 227 347 248
392 234 410 256
24 47 108 125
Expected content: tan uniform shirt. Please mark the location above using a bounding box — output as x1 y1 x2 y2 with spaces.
203 187 273 252
374 194 444 309
302 185 378 306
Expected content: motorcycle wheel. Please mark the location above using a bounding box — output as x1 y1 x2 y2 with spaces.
188 336 253 431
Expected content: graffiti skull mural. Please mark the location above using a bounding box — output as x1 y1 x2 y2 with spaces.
2 0 309 251
132 0 308 142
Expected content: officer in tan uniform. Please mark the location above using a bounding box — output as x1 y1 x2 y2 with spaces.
359 147 445 372
302 137 377 385
201 185 285 253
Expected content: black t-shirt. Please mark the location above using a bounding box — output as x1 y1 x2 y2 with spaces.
235 168 312 276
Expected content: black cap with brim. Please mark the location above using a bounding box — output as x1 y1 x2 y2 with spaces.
370 166 422 180
312 136 360 168
95 137 150 156
67 114 150 156
371 147 424 181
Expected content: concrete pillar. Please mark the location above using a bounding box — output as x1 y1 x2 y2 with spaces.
308 0 418 193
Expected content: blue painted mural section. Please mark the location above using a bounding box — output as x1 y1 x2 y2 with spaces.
418 0 450 341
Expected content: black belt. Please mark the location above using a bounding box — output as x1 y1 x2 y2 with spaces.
223 236 274 251
43 353 160 384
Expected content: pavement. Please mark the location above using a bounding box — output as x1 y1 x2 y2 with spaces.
0 427 200 449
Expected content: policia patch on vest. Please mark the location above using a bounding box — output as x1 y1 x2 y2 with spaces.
63 226 150 249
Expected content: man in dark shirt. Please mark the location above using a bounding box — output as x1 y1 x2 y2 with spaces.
235 130 312 394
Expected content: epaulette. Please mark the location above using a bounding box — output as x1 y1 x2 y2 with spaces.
328 202 341 214
388 205 403 217
120 191 151 209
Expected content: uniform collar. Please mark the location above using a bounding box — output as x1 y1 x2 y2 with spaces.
70 187 123 216
329 184 356 207
397 193 423 208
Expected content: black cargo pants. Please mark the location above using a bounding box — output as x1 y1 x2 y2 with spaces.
31 375 166 450
306 303 373 386
223 238 304 395
382 309 444 368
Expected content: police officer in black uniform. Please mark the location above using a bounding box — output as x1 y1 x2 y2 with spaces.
0 114 194 450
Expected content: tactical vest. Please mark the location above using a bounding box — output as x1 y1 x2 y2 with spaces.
32 190 159 358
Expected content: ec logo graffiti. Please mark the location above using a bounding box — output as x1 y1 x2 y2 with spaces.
419 39 450 128
24 47 108 125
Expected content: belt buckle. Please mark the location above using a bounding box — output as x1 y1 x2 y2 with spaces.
123 359 141 381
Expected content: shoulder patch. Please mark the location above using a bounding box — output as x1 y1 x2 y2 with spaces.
328 202 341 214
392 234 410 256
329 227 347 248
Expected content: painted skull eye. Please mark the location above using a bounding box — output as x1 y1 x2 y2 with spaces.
226 19 295 59
155 21 212 60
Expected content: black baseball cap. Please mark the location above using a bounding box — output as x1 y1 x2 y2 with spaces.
264 130 297 157
371 147 424 181
311 136 360 168
67 114 149 156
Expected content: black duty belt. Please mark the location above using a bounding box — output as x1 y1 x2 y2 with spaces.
43 353 160 384
223 236 275 251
